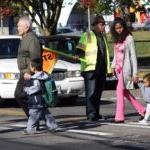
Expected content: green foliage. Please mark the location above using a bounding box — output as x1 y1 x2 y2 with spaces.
2 0 64 36
91 0 112 15
89 0 135 18
17 0 63 35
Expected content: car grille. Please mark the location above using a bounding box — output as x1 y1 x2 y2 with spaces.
51 72 66 81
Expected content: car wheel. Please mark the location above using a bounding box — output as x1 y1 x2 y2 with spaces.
0 98 5 107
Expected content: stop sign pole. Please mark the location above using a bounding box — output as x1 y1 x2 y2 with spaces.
80 0 95 32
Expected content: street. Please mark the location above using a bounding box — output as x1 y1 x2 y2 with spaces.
0 90 150 150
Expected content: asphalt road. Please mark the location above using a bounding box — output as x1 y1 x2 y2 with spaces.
0 90 150 150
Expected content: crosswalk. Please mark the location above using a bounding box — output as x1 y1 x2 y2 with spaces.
0 120 150 137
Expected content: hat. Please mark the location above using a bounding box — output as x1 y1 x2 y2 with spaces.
91 15 105 26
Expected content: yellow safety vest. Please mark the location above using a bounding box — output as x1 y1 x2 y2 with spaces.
77 31 111 74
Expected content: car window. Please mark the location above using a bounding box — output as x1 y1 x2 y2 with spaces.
48 39 75 55
48 41 59 51
0 39 20 59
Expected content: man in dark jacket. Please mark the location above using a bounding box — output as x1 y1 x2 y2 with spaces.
15 16 41 117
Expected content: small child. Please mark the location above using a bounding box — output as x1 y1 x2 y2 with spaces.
138 73 150 124
24 58 58 134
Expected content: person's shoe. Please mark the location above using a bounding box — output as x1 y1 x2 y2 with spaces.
87 114 106 122
111 120 124 123
97 115 106 121
23 129 30 135
23 129 36 135
139 111 146 121
47 122 58 132
87 114 97 122
139 115 145 121
139 119 149 125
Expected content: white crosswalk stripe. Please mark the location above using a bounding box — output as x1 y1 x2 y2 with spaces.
67 129 113 136
0 127 12 130
100 122 150 129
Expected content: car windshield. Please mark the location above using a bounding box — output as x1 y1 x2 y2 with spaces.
39 36 83 63
48 38 82 55
0 39 20 59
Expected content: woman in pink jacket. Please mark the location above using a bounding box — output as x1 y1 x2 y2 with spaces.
111 17 145 123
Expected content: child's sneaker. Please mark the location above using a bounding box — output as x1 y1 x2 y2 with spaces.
139 119 149 125
47 122 58 132
23 129 40 135
23 129 35 135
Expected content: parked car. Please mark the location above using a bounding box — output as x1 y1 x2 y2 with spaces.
0 35 20 99
0 35 84 101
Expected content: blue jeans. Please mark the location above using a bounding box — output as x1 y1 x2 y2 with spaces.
26 108 57 132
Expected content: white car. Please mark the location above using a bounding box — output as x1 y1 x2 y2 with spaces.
0 35 84 99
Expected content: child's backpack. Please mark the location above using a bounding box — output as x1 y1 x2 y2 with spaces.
42 77 59 107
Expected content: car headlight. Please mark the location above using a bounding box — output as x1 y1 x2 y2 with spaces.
66 71 81 77
0 73 20 80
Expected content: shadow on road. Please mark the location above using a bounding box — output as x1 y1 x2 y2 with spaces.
0 99 19 108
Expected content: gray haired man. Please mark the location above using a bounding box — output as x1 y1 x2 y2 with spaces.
15 16 41 117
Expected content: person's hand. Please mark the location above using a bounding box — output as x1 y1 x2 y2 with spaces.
111 68 116 76
73 55 79 61
132 75 139 83
24 73 31 80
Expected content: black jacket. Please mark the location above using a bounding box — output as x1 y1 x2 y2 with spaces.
24 71 48 109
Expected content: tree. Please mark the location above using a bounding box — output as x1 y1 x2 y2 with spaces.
78 0 113 15
0 0 15 34
114 0 133 20
91 0 113 15
16 0 64 36
82 0 134 20
1 0 64 35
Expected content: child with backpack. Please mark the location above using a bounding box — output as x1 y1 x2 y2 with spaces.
23 58 58 134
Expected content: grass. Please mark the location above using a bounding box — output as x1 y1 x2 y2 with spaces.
132 31 150 41
108 31 150 57
133 31 150 57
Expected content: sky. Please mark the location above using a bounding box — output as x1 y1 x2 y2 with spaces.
58 0 77 27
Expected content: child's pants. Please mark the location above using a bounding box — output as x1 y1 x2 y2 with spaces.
144 103 150 121
26 108 57 133
115 71 145 121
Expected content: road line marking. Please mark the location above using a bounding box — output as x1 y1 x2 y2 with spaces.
67 129 113 136
100 122 150 129
101 97 143 100
0 127 12 130
0 109 25 116
58 126 80 130
10 124 26 127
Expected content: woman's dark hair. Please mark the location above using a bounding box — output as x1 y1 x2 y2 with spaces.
111 17 132 43
30 58 43 71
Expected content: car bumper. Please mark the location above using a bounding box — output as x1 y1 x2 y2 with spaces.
55 77 84 96
0 80 17 99
0 77 84 99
